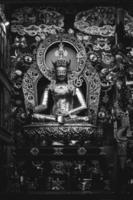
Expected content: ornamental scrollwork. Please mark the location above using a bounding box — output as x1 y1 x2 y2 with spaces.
36 34 87 81
11 7 64 37
74 7 116 37
24 124 96 140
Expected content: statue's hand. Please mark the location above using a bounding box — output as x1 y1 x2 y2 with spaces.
82 116 89 121
69 114 77 119
58 110 69 116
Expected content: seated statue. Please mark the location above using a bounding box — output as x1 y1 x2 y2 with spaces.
31 43 89 124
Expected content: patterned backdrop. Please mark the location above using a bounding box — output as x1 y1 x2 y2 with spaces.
6 5 133 192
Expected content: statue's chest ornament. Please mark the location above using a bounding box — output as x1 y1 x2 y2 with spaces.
54 85 69 94
49 82 76 96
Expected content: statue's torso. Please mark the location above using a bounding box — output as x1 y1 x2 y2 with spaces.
50 83 74 115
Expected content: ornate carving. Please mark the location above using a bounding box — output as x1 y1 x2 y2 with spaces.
22 34 101 124
93 38 111 51
74 7 116 37
11 7 64 27
11 24 64 37
11 7 64 36
37 34 87 81
22 66 42 109
74 7 133 38
124 11 133 37
53 147 63 155
24 123 96 140
83 59 101 123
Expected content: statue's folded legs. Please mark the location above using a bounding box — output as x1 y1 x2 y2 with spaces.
32 113 89 123
32 113 56 121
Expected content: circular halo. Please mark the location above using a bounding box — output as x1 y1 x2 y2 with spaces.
37 34 87 81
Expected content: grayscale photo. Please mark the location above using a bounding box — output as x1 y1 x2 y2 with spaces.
0 0 132 199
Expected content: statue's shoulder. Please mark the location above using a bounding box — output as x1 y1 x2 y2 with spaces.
67 81 76 94
48 81 56 91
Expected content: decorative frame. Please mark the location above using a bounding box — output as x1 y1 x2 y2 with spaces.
37 34 87 81
22 34 101 124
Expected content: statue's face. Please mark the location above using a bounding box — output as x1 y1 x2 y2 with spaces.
56 66 67 81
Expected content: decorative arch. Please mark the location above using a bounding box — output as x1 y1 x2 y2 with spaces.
22 34 101 124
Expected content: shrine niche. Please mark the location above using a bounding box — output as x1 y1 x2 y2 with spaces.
7 4 133 194
9 6 133 142
22 34 101 140
9 5 133 144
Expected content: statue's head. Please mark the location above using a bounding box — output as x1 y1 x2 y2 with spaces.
52 43 71 82
55 66 68 82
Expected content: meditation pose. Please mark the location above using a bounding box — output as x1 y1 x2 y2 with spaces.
32 43 88 123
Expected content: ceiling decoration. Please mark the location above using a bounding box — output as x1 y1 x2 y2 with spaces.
74 7 116 37
74 7 133 38
11 7 64 37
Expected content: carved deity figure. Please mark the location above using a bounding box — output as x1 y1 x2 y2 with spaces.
32 43 88 123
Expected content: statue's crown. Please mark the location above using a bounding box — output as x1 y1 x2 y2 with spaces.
53 43 71 68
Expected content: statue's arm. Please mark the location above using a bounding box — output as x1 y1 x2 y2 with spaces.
34 87 49 113
68 88 87 115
